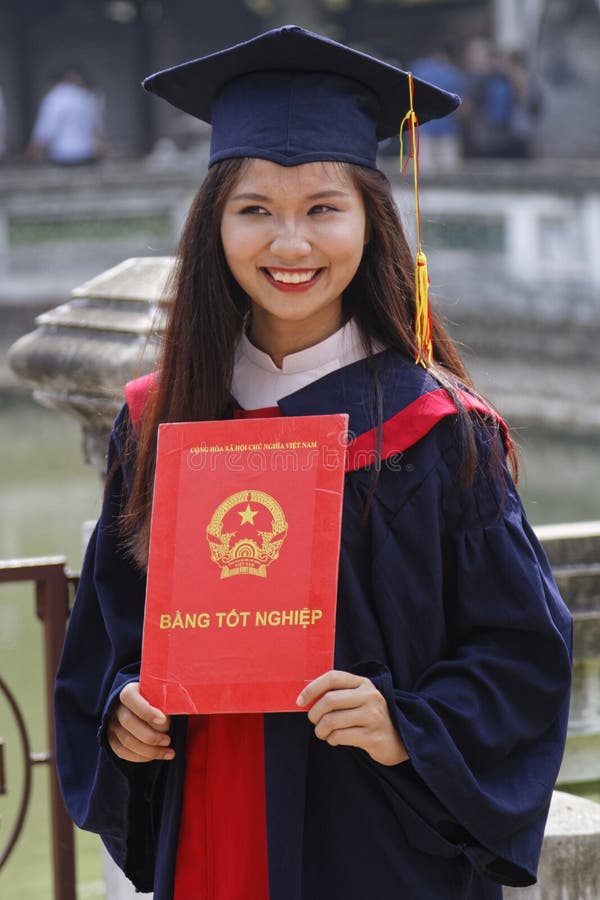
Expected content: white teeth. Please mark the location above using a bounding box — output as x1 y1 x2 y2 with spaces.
268 269 317 284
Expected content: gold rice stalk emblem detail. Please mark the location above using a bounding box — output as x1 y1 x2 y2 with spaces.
206 490 288 578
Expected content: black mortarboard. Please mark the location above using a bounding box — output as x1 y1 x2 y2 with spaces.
143 25 460 170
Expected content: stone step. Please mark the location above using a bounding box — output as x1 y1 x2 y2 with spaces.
568 658 600 739
554 565 600 613
536 521 600 567
504 792 600 900
573 612 600 661
559 733 600 786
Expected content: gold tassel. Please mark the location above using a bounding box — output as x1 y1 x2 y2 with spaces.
414 250 433 366
400 74 433 367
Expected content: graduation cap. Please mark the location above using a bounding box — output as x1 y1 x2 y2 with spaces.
143 24 460 170
144 25 459 366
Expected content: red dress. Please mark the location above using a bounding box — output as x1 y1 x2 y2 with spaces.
174 407 281 900
173 714 270 899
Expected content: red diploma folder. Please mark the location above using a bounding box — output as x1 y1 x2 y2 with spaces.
140 414 348 714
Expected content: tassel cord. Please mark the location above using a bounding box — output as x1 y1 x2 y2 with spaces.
399 74 433 367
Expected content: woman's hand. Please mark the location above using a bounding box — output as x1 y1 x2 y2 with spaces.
297 670 409 766
106 681 174 763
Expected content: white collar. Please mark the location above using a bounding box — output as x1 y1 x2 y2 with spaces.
232 319 372 410
237 319 364 375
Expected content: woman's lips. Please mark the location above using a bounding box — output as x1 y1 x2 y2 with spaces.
261 267 324 292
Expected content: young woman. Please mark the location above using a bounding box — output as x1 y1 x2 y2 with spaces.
54 26 572 900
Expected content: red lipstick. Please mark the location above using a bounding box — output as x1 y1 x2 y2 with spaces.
261 268 324 292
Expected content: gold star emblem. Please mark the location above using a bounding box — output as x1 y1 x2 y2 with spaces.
238 503 258 525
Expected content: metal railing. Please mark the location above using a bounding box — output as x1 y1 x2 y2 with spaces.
0 557 78 900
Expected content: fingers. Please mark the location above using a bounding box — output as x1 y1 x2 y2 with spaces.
108 716 175 763
297 669 409 766
317 725 368 750
116 703 173 750
298 671 379 745
106 681 174 763
297 670 364 708
120 682 171 732
306 686 365 727
299 672 378 728
308 681 386 737
311 706 366 742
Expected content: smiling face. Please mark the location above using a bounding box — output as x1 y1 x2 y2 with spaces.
220 159 366 365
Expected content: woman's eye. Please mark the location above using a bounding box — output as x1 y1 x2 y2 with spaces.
309 204 336 215
239 205 269 215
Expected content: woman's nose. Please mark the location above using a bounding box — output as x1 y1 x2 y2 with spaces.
269 223 311 259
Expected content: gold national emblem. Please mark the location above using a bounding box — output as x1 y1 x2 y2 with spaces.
206 490 288 578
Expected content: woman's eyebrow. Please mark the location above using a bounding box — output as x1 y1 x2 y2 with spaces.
307 190 351 200
231 192 271 201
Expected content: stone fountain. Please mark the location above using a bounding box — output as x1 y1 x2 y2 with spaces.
9 256 173 470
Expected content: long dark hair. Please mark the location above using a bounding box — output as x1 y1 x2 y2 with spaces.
121 158 515 567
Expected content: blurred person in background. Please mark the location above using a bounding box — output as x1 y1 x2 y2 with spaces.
27 66 108 165
461 38 525 159
504 51 542 159
410 40 468 172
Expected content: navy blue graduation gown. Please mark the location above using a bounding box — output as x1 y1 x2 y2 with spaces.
54 350 572 899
